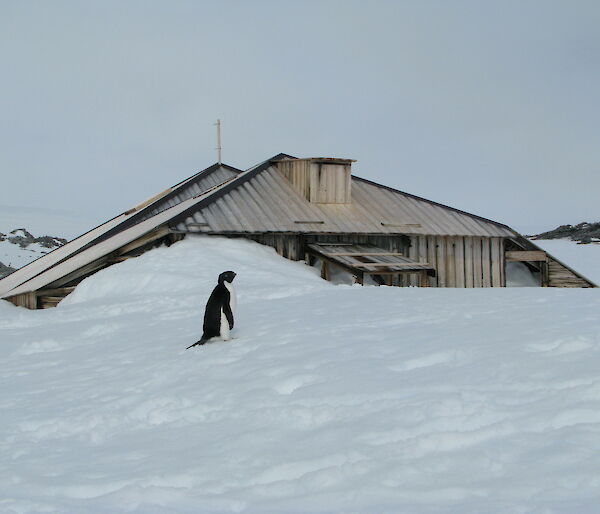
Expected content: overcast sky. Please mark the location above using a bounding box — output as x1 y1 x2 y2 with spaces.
1 0 599 235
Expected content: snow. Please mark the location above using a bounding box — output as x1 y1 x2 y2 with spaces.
1 236 600 513
505 261 540 287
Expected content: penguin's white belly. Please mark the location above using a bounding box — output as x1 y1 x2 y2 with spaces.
220 310 230 340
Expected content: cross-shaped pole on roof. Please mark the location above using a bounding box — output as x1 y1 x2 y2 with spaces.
215 119 222 165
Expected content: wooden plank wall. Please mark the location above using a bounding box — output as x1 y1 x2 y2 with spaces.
276 160 351 204
547 258 593 287
244 233 505 288
6 292 37 309
312 163 351 204
276 160 311 200
408 235 505 287
245 234 304 261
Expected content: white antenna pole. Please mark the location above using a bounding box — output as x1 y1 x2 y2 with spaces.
215 119 222 164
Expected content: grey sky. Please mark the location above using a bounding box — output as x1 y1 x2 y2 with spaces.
1 0 599 235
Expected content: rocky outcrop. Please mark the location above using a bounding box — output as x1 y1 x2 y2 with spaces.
0 262 16 278
7 228 67 249
530 222 600 244
0 228 67 279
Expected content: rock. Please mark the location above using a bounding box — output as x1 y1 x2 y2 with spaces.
6 228 67 250
0 262 17 279
531 222 600 244
0 227 68 277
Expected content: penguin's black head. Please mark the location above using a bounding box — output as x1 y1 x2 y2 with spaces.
219 271 236 284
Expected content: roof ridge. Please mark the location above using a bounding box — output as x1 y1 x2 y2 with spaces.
169 153 292 227
352 175 514 233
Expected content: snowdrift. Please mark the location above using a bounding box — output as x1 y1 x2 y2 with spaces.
1 236 600 513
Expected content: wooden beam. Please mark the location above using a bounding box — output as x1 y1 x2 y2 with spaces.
427 235 438 287
123 187 174 214
364 271 425 276
380 223 422 228
505 251 547 262
308 250 357 277
45 255 111 289
455 237 465 288
482 239 491 287
116 226 170 256
351 262 431 268
35 286 77 297
107 256 135 264
491 238 502 287
320 260 330 280
464 237 474 288
473 237 483 288
446 237 456 287
321 252 405 257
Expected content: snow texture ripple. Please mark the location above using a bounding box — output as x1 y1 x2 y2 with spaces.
1 236 600 513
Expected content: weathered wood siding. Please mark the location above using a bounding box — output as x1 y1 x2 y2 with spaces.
407 235 505 288
245 233 505 288
312 163 351 204
547 257 593 287
6 292 37 309
276 159 312 201
275 159 352 204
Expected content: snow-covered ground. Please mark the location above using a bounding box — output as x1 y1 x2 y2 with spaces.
1 236 600 513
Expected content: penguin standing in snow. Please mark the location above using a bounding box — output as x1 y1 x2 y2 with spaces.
187 271 237 349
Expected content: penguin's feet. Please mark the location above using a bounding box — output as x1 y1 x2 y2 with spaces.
186 340 207 350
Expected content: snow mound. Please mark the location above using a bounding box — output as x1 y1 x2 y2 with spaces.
1 236 600 513
62 236 327 306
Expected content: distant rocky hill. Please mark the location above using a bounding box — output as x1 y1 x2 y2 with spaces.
0 228 67 279
530 222 600 244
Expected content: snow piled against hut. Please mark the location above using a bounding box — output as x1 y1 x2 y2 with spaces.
1 236 600 514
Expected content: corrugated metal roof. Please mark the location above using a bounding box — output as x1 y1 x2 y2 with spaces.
138 165 238 221
172 166 514 237
0 164 240 298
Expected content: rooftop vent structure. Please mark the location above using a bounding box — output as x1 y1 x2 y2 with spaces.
275 157 355 204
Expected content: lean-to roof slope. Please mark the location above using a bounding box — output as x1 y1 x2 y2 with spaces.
0 164 240 298
171 164 514 237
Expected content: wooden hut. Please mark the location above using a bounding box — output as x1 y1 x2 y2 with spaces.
1 154 595 309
